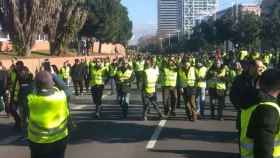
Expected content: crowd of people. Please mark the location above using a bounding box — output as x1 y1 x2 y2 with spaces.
0 50 279 158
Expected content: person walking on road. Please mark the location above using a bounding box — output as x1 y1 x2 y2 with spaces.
70 59 85 96
27 71 70 158
89 59 108 118
240 69 280 158
142 58 165 120
0 62 10 114
214 61 227 121
161 57 178 117
195 62 208 118
115 59 134 119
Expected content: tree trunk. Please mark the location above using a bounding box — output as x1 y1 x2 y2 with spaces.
15 42 32 57
98 42 102 54
50 41 61 56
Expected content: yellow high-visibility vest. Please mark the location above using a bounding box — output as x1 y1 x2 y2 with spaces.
27 90 69 144
162 67 177 87
90 67 106 86
240 102 280 158
144 68 159 94
196 66 207 88
216 68 226 90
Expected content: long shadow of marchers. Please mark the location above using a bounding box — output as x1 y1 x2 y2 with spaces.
67 113 237 145
0 112 237 147
0 121 22 145
150 149 239 158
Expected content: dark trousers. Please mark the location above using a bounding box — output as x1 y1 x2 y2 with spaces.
162 87 177 115
183 87 197 121
135 71 143 89
91 85 104 114
9 101 21 129
84 78 90 92
209 88 217 117
176 87 182 108
119 91 130 118
212 89 225 119
143 93 162 118
29 137 68 158
73 80 83 95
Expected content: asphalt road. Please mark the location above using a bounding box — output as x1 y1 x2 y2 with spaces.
0 85 239 158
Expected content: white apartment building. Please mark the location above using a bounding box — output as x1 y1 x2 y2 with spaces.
158 0 218 38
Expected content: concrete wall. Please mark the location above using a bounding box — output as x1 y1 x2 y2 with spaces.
0 54 123 74
0 41 126 55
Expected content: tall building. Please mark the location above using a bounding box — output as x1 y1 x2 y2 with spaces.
158 0 179 38
158 0 218 38
180 0 217 34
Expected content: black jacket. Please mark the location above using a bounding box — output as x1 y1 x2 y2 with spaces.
70 64 85 81
0 69 9 95
247 91 280 158
230 72 260 110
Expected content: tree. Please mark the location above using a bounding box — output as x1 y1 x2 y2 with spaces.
114 5 133 45
262 2 280 51
80 0 132 53
233 13 261 50
46 0 88 56
2 0 59 56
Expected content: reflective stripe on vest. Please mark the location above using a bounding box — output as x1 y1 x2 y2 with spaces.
90 67 105 86
117 69 133 83
60 67 70 79
196 67 207 88
27 90 69 144
186 67 196 87
134 60 145 72
216 68 226 90
178 68 188 88
144 68 159 94
162 68 177 87
240 102 280 158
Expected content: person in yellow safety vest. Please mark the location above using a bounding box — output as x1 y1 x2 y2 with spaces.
239 50 249 61
8 64 22 130
115 59 135 119
59 62 70 87
240 69 280 158
206 60 218 119
177 57 188 109
214 61 227 120
133 55 145 89
89 59 108 119
183 58 197 121
27 71 69 158
161 57 178 117
142 58 165 120
195 62 208 118
262 52 273 67
108 58 118 95
250 52 260 61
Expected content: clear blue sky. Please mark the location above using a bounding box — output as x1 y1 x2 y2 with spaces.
121 0 258 43
121 0 257 26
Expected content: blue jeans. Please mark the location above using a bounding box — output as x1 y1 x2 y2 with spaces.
120 92 130 118
197 87 206 116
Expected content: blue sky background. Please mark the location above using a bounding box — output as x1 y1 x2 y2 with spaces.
121 0 258 44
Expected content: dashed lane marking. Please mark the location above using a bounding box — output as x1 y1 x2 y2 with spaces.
146 119 167 150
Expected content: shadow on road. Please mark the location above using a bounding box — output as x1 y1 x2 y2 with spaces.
150 149 239 158
0 110 238 148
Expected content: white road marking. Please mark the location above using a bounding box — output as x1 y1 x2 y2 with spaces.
71 104 89 110
70 104 143 110
146 119 167 150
